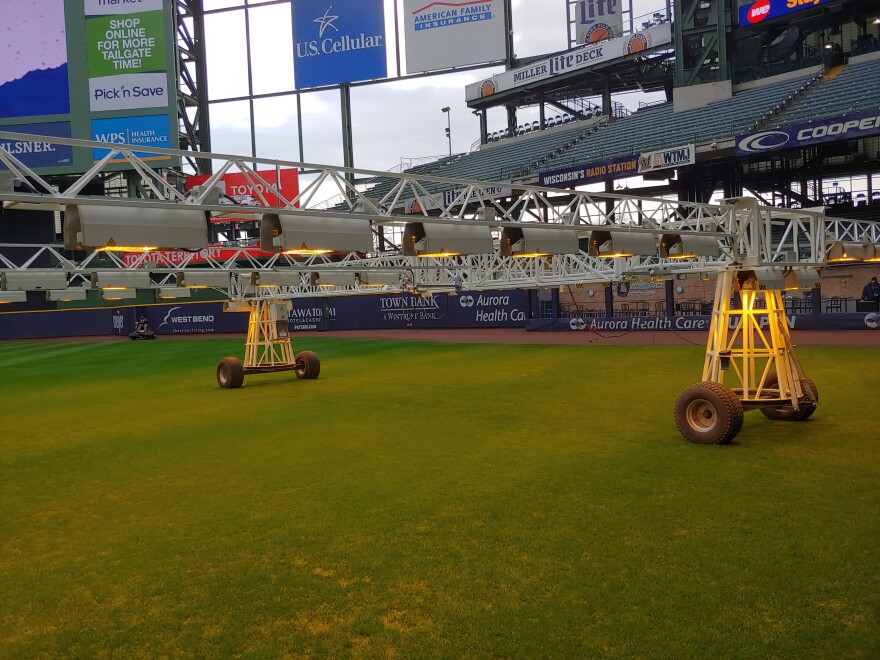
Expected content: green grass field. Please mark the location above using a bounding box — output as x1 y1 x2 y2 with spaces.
1 336 878 658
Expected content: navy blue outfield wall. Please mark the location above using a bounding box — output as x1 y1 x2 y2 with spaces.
2 290 879 340
0 290 533 340
528 314 880 332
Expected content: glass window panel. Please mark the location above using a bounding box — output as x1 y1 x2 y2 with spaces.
253 95 299 162
205 11 250 100
249 4 295 96
209 99 253 162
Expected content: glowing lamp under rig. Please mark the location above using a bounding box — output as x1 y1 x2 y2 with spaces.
402 222 493 258
64 204 210 253
500 226 579 258
260 213 373 256
587 230 659 258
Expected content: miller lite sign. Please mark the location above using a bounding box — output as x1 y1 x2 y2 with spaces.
575 0 623 45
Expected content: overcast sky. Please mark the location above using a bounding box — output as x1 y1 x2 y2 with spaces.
202 0 667 183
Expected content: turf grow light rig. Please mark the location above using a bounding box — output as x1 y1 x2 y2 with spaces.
1 133 879 442
215 297 319 389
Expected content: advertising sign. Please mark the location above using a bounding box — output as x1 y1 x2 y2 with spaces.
121 246 268 268
403 0 506 74
738 0 832 26
736 110 880 155
0 0 177 174
539 144 693 188
466 23 671 101
153 304 221 335
84 0 169 113
292 0 387 88
185 169 300 207
638 145 694 173
539 156 639 187
288 289 530 330
0 0 70 119
91 114 172 161
397 184 511 213
574 0 624 45
0 122 73 170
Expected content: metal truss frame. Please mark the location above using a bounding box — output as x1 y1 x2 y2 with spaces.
1 131 877 301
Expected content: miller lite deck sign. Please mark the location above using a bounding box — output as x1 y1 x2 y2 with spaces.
292 0 387 88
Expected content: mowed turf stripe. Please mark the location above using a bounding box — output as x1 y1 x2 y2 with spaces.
0 342 122 367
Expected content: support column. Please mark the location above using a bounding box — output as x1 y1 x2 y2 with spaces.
604 284 614 317
810 286 821 315
340 84 355 185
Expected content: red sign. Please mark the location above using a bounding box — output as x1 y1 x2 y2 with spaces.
746 0 771 23
122 246 271 268
186 169 299 208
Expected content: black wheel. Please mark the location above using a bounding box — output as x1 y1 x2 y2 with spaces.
760 372 818 421
217 357 245 389
294 351 320 380
674 381 744 445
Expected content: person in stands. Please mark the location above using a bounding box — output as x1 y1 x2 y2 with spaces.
861 276 880 302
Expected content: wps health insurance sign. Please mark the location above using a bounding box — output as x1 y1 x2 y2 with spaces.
292 0 387 88
403 0 506 74
91 114 171 161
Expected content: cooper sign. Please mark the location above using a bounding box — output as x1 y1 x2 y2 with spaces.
736 111 880 155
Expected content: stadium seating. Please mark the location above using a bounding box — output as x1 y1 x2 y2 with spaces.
359 58 879 203
766 57 880 128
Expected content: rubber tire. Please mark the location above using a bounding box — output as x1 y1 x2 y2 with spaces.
217 357 245 389
294 351 320 380
760 372 818 421
674 381 745 445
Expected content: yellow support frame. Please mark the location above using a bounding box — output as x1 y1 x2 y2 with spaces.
243 299 296 370
703 268 813 410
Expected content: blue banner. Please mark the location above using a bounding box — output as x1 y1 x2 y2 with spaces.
288 290 530 330
3 304 879 339
292 0 387 88
738 0 832 26
539 155 639 187
736 110 880 156
91 114 172 161
527 314 880 332
0 122 73 169
0 291 530 339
